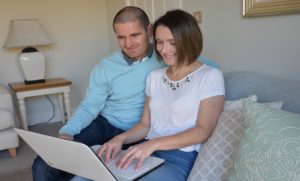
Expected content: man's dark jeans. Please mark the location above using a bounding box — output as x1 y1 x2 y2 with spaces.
32 115 124 181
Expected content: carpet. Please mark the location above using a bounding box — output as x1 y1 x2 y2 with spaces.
0 122 63 181
0 168 32 181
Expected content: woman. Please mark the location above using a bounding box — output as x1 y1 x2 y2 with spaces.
75 9 225 181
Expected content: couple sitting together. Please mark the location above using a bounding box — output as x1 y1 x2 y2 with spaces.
32 6 225 181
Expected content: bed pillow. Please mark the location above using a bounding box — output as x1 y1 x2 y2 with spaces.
228 100 300 181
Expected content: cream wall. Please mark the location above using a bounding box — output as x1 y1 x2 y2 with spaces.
0 0 109 125
183 0 300 81
106 1 126 52
108 0 300 81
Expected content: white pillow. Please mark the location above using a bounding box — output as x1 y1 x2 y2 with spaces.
224 95 284 111
261 100 284 110
224 95 257 111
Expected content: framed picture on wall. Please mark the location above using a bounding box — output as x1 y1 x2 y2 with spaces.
243 0 300 17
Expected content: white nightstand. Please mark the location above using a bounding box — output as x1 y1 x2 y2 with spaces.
9 78 72 130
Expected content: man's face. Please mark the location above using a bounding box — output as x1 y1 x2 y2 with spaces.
114 20 151 61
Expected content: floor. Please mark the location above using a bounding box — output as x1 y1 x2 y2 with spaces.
0 122 63 181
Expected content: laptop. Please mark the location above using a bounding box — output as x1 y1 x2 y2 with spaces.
15 128 164 181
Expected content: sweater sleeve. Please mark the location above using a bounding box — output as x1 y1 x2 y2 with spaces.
59 62 109 136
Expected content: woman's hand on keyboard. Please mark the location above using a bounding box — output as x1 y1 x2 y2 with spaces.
117 140 157 170
97 135 125 164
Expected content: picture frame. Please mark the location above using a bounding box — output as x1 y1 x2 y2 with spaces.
243 0 300 17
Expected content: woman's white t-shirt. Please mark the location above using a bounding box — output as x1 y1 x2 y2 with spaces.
145 64 225 152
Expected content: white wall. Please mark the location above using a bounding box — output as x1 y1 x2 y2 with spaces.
0 0 109 125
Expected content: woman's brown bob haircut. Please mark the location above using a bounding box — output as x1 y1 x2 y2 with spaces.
153 9 203 66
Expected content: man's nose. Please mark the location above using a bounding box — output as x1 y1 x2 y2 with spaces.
125 37 133 48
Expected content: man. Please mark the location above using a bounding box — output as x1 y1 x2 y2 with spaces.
32 6 163 181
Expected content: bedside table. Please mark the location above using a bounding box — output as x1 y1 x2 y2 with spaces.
9 78 72 130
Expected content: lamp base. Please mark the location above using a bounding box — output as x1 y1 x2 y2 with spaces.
20 47 46 84
24 79 45 85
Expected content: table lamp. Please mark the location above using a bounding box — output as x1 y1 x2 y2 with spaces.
3 19 54 84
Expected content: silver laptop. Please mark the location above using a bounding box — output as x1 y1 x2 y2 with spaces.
15 128 164 181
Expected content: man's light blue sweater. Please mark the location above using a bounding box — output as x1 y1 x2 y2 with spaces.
59 50 164 136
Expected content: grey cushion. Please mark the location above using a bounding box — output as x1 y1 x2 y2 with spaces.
224 71 300 114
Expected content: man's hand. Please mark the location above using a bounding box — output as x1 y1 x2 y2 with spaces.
58 134 74 141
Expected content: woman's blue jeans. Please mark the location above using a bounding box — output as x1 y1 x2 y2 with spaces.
31 115 124 181
138 149 197 181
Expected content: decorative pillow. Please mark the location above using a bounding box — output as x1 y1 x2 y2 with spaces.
188 109 244 181
188 98 284 181
228 100 300 181
224 95 257 111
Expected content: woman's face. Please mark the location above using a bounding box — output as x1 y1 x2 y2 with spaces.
155 25 177 66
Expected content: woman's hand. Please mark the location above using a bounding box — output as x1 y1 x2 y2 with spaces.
117 140 157 170
97 135 125 164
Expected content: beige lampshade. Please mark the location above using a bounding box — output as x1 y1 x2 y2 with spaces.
3 19 54 48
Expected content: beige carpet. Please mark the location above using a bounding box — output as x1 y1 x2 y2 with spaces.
0 122 63 181
0 167 32 181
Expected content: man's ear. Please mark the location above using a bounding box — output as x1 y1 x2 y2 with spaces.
147 24 153 38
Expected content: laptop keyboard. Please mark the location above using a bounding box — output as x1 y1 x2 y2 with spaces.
91 145 164 180
107 156 158 180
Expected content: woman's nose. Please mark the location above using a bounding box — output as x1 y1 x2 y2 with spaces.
161 44 170 53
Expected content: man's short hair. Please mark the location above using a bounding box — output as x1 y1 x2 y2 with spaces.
113 6 150 31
